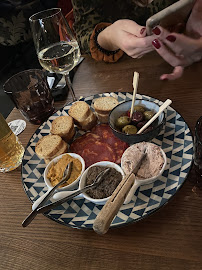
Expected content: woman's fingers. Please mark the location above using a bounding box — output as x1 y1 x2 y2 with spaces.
160 66 184 81
152 26 196 56
118 19 147 37
152 38 186 67
120 33 155 57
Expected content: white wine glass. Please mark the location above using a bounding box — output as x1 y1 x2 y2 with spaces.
29 8 81 101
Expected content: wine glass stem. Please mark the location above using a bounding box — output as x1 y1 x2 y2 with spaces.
64 73 77 102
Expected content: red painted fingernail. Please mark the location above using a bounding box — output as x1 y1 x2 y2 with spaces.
152 27 161 35
152 39 161 49
166 35 176 42
140 27 146 34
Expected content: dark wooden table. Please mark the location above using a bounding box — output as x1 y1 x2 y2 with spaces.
1 53 202 270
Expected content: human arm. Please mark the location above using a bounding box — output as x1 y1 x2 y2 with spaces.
97 19 155 59
71 0 156 62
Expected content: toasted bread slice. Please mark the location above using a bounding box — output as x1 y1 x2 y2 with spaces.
95 112 109 124
35 134 63 159
94 97 119 114
62 126 76 143
44 140 68 164
68 101 91 123
50 115 75 142
80 111 97 130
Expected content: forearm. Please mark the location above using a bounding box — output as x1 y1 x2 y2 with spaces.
97 24 119 51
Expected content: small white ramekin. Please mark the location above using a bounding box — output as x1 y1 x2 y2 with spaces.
44 153 85 191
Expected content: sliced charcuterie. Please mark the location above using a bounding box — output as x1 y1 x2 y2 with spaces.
70 133 100 153
91 124 129 164
81 141 116 167
70 124 129 167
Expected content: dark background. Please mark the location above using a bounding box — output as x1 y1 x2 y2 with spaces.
0 0 72 118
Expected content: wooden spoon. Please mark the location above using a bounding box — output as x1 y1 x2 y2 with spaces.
130 71 139 119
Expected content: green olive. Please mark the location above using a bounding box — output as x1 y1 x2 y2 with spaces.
122 125 137 135
116 116 131 129
144 110 155 120
133 105 145 113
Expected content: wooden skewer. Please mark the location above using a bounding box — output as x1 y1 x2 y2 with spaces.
130 72 139 119
137 99 172 134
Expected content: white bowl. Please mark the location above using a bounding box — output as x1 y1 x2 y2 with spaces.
79 161 125 205
44 153 85 191
121 142 167 204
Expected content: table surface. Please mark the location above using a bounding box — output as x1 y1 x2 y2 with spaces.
1 53 202 270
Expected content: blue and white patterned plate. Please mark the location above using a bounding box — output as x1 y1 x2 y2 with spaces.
22 92 193 229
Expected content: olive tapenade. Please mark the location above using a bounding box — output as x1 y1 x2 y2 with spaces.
85 166 122 199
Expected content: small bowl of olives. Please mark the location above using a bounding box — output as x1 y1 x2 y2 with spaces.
109 99 166 144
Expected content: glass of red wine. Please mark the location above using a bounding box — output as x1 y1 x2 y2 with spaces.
4 69 55 125
29 8 81 102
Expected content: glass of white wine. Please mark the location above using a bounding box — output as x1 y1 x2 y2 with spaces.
29 8 81 101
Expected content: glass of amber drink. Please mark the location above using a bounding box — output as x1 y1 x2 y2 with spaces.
0 114 24 173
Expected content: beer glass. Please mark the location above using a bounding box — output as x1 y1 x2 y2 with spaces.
0 114 24 172
29 8 81 101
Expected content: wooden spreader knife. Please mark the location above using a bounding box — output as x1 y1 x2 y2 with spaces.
93 152 147 234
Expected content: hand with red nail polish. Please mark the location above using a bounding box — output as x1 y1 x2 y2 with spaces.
72 0 202 81
152 27 161 35
166 35 176 42
151 18 202 80
97 19 155 59
152 39 161 49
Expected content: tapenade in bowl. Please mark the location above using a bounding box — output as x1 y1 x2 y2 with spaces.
80 161 124 205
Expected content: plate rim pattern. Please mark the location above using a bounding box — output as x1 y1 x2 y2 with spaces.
21 92 193 230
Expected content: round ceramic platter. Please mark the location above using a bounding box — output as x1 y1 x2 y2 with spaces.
22 92 193 229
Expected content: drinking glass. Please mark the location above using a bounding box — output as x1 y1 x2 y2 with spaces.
0 113 24 173
4 69 55 125
29 8 81 101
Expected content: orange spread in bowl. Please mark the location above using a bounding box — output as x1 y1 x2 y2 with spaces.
47 154 82 187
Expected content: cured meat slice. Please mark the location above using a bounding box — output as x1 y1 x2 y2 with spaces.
91 124 129 163
70 133 100 153
91 124 111 138
70 124 129 167
81 141 116 167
